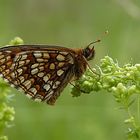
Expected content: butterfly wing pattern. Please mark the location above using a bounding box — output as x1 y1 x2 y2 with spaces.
0 44 95 105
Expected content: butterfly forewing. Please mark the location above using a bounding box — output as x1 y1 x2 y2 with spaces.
0 45 75 105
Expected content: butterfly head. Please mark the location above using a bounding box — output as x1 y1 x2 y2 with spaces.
83 39 100 61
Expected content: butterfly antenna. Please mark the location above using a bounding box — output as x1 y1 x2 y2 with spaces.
86 39 101 48
85 30 109 76
87 30 108 48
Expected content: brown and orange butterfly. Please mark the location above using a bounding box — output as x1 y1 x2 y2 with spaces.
0 40 100 105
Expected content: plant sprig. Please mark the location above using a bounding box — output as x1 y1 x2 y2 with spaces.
0 37 23 140
71 56 140 139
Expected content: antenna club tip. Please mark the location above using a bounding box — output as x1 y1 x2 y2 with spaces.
97 39 101 42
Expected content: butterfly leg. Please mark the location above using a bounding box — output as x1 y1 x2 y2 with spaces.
69 82 89 94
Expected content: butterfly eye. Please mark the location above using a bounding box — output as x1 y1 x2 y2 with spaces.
83 46 95 61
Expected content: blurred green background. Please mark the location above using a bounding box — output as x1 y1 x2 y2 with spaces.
0 0 140 140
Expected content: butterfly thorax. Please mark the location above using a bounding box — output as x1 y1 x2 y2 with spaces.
72 46 95 79
72 53 87 79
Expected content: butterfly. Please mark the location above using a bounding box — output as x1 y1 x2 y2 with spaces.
0 40 100 105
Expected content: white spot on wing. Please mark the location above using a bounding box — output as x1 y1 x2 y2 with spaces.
45 91 54 100
43 84 50 91
23 80 32 89
38 72 44 77
43 74 50 82
60 51 68 55
29 88 37 94
37 58 48 63
52 81 61 89
48 80 53 86
58 62 65 67
57 69 64 76
17 68 23 75
18 61 25 67
6 51 12 53
11 72 16 78
25 60 30 64
39 66 44 71
31 68 38 75
20 54 28 60
49 63 55 69
13 81 18 85
36 58 43 62
19 76 25 83
31 63 39 69
43 53 50 58
34 52 42 58
56 54 65 61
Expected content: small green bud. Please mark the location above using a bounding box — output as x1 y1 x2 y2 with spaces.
126 73 131 77
111 87 117 92
116 83 127 93
9 37 24 45
124 117 134 124
71 55 140 139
